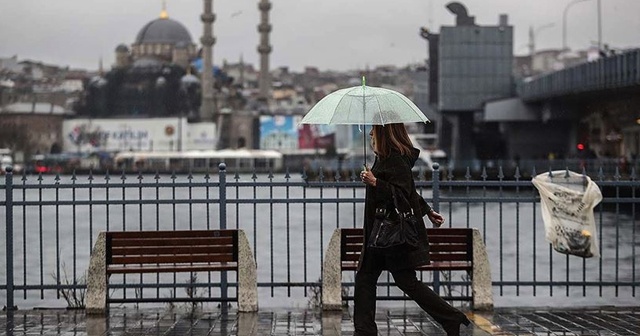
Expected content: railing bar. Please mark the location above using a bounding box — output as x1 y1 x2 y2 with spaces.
303 181 308 296
532 167 537 297
252 173 258 265
14 195 638 206
188 174 193 231
155 173 160 299
615 184 620 296
498 171 503 296
138 173 144 299
88 173 94 272
10 280 637 292
515 176 520 296
633 185 637 297
269 174 274 297
286 175 291 297
598 202 603 297
39 174 44 299
55 176 60 300
121 171 127 301
319 175 325 282
22 173 27 299
549 241 553 296
565 253 570 297
171 173 177 298
72 173 78 299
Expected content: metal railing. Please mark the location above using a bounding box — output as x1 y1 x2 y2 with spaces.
1 163 639 310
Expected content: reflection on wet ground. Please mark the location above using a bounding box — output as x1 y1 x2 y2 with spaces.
1 306 639 335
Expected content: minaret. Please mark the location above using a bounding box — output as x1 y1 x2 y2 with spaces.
200 0 216 121
257 0 272 103
239 54 245 87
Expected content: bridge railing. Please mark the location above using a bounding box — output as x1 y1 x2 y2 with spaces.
519 49 640 101
1 164 639 310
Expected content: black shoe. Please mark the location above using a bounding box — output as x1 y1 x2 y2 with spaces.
442 316 471 336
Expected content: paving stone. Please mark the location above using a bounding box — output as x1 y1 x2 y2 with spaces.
1 306 640 335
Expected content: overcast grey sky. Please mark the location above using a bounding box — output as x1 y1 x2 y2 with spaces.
1 0 640 72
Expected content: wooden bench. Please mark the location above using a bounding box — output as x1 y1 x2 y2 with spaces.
86 229 257 314
322 227 493 311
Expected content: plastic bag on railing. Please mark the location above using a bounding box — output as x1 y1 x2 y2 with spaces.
532 170 602 258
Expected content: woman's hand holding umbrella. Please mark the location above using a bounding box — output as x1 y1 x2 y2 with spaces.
360 166 377 187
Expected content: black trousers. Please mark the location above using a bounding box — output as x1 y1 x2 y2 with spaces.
353 250 467 335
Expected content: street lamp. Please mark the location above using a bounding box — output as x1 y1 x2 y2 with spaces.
563 0 590 51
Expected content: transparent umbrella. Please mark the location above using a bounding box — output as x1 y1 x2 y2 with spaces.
300 77 429 166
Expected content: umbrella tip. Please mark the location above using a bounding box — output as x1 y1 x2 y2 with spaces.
362 76 366 87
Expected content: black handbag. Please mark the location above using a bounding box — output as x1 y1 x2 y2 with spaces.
368 187 420 252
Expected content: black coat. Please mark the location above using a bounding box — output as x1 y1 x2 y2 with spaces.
358 148 432 272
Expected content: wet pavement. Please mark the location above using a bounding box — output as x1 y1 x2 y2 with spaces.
1 306 639 335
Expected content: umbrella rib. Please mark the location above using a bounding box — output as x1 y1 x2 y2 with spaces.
328 88 357 124
396 94 427 122
373 95 385 125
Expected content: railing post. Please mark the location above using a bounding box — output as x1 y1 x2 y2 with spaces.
218 163 228 305
432 163 440 212
431 163 441 295
5 166 14 310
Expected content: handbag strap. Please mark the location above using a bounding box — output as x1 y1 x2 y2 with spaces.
390 185 413 217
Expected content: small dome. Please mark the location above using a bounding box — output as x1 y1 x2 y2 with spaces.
135 18 193 45
115 44 129 52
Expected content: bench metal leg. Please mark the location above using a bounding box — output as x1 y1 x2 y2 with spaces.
471 229 494 310
86 232 108 315
237 230 258 312
322 229 343 311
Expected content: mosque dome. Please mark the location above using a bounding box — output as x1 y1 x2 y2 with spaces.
115 44 129 52
135 17 192 45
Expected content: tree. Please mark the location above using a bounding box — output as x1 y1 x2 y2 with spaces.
0 118 37 158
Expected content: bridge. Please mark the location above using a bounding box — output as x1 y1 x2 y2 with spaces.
483 48 640 168
518 49 640 101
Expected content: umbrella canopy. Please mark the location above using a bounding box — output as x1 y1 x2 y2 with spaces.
300 78 429 168
300 83 429 126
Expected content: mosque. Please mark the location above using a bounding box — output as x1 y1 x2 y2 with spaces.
66 0 274 155
78 6 201 120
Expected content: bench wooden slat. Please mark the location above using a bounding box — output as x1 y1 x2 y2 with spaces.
429 253 470 261
111 245 234 256
341 228 363 235
342 244 363 253
429 244 469 252
107 263 238 274
426 228 471 236
341 261 472 272
427 236 469 244
341 252 470 263
418 261 472 270
342 253 361 261
111 254 235 265
107 230 236 239
343 236 364 244
110 237 234 247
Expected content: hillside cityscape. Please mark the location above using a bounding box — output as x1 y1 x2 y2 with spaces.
1 1 638 177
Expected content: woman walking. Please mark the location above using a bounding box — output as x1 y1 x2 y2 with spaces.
355 123 470 336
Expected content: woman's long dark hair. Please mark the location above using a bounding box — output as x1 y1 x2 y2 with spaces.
372 123 413 158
